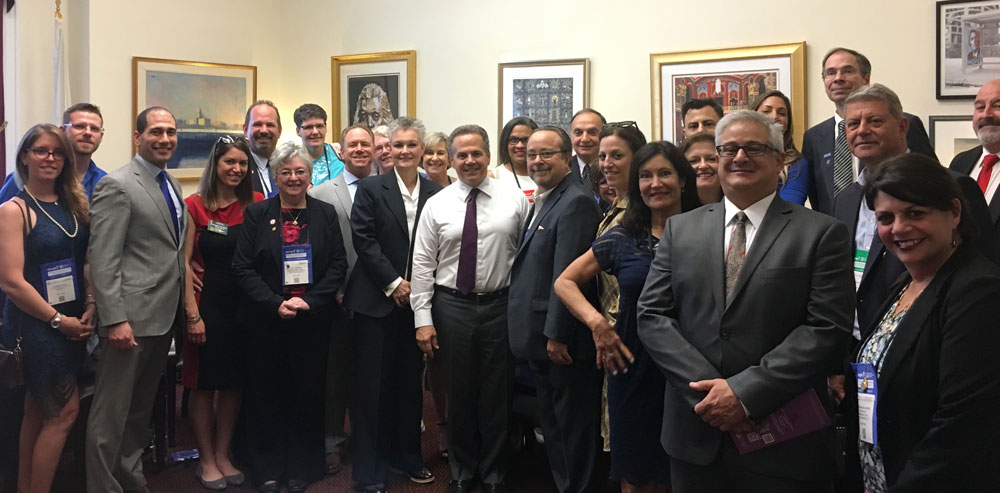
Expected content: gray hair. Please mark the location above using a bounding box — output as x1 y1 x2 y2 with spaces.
715 110 784 154
372 125 389 138
388 116 426 143
843 83 904 121
447 124 491 157
269 140 313 180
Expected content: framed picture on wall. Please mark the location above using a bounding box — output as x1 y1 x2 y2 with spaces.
936 0 1000 99
132 57 256 181
650 42 805 145
331 50 416 138
929 115 978 163
498 59 589 138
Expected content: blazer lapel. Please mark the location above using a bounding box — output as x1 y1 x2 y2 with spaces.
381 174 409 236
520 179 567 254
131 160 178 245
727 198 792 308
701 204 726 312
265 198 283 269
333 176 354 213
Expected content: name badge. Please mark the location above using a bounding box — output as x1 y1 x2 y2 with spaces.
206 220 228 235
851 362 879 445
853 249 869 290
282 244 313 286
41 259 77 305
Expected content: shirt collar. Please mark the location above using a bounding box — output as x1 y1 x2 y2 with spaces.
251 151 269 171
456 175 495 198
394 167 421 197
134 154 165 178
723 192 776 229
343 168 362 185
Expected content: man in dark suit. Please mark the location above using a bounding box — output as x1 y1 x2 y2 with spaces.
802 47 935 214
508 126 603 493
949 79 1000 252
637 110 855 492
834 84 996 340
343 118 441 492
308 124 374 473
244 100 282 198
568 108 605 186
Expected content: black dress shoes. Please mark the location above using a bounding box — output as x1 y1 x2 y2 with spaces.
482 483 510 493
256 480 280 493
287 479 310 493
406 466 435 484
447 479 474 493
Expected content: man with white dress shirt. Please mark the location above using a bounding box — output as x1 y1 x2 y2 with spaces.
411 124 530 493
949 79 1000 252
307 123 374 474
243 100 282 198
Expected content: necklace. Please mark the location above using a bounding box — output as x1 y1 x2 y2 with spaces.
285 207 304 225
24 188 78 238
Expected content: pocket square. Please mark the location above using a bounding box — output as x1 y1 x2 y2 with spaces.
536 225 545 231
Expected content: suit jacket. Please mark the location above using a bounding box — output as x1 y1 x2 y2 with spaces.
636 197 854 480
231 195 348 329
343 171 442 318
949 144 1000 254
803 113 935 215
308 174 358 295
508 175 602 361
845 244 1000 491
833 171 997 334
89 158 187 337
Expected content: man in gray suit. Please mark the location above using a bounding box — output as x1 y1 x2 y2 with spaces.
308 123 373 472
86 107 187 493
637 110 854 492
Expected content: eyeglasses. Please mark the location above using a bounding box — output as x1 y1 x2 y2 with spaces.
277 169 309 178
822 66 859 79
300 123 326 132
604 121 638 130
526 150 564 160
26 147 67 161
62 123 104 133
715 142 777 157
508 137 529 146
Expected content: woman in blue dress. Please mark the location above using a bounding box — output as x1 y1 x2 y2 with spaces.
752 90 810 205
0 124 93 493
555 141 701 493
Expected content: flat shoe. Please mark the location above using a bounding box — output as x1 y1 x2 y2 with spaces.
195 465 227 491
223 470 245 486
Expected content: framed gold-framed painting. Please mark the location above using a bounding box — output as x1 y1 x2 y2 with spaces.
132 57 256 182
929 115 978 163
331 50 416 138
498 58 589 137
650 42 806 146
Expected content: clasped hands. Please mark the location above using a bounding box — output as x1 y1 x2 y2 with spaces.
278 296 310 319
690 379 756 434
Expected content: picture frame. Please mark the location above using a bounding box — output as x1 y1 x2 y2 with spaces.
936 0 1000 99
498 58 590 138
929 115 978 163
331 50 416 138
650 42 806 146
132 57 256 182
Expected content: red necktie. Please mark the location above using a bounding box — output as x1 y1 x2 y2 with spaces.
979 154 998 194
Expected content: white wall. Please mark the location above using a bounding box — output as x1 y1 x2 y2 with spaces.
7 0 982 190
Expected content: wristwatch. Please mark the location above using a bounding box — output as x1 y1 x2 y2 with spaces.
49 312 62 329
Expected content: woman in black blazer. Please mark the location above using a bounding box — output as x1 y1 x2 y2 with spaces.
232 141 347 493
846 154 1000 492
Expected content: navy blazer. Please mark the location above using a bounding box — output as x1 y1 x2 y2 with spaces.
803 113 935 215
508 175 602 361
343 171 442 318
845 244 1000 491
232 195 348 329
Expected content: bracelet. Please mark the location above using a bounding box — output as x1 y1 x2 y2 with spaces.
186 315 202 325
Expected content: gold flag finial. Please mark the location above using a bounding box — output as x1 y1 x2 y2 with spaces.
55 0 62 19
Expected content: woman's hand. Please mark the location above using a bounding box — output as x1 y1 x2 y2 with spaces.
60 315 94 341
592 319 634 375
187 319 206 345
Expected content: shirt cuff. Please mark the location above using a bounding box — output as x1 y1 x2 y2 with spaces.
383 277 403 297
413 308 434 328
740 401 751 419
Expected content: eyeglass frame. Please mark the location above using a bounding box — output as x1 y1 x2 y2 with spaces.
61 122 104 133
25 147 68 161
715 142 779 158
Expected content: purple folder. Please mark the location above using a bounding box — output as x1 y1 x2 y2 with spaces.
730 388 831 455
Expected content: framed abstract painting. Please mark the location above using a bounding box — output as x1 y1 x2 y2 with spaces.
498 59 589 138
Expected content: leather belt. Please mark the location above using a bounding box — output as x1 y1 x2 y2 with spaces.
435 285 509 303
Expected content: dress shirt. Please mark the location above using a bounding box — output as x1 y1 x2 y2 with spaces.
834 113 862 181
574 156 590 181
971 147 1000 204
251 151 273 197
410 176 531 327
851 172 877 339
722 192 776 260
135 154 182 232
383 169 422 296
526 185 555 228
343 168 363 202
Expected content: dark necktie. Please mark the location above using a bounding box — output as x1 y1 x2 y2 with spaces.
456 188 480 294
834 120 853 195
725 212 748 301
580 161 590 182
158 171 179 241
979 154 999 194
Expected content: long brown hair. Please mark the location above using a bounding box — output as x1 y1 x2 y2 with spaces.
198 135 255 211
750 90 802 165
16 123 89 224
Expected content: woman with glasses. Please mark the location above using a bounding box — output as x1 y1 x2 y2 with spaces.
422 131 453 188
751 90 809 205
180 135 262 490
0 124 93 493
556 141 701 493
493 117 539 201
681 131 723 204
232 141 348 493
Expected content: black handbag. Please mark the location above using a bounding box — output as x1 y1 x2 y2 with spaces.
0 334 23 389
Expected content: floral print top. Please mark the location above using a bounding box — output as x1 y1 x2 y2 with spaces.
281 207 309 297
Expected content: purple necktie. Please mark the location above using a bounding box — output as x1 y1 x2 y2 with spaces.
456 188 480 294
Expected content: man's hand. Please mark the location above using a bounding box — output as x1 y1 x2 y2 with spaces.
391 280 412 307
827 374 846 406
59 316 94 341
547 339 573 365
690 379 749 432
107 321 138 349
416 325 438 357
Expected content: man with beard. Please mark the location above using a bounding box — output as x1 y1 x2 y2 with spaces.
371 125 392 175
353 83 395 129
950 79 1000 254
308 124 375 475
243 100 282 198
294 103 345 187
0 103 108 202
